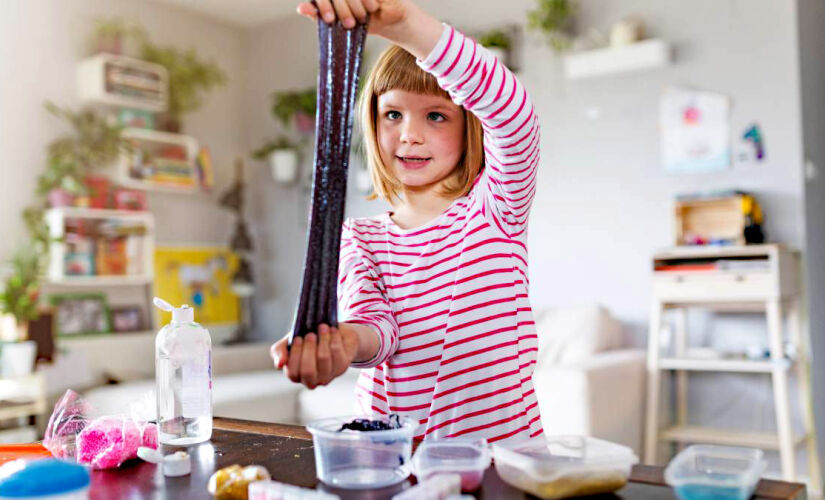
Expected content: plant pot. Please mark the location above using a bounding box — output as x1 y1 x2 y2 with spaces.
96 35 122 55
47 188 75 208
269 149 299 184
0 340 36 378
294 112 316 136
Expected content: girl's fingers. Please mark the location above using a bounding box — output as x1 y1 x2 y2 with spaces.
314 0 336 23
331 0 356 28
296 2 319 19
328 326 348 377
362 0 379 13
286 337 303 383
270 337 288 370
346 0 368 23
316 325 333 384
300 333 319 389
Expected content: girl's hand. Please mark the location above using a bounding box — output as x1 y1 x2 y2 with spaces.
270 323 358 389
296 0 441 59
296 0 406 33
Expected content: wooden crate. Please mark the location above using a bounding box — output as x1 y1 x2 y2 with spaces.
674 194 757 246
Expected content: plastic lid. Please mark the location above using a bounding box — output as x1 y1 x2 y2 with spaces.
493 436 638 481
0 459 90 496
412 438 490 475
153 297 195 323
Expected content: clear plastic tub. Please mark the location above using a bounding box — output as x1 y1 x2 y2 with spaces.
412 439 490 491
492 435 638 499
664 445 765 500
306 415 417 489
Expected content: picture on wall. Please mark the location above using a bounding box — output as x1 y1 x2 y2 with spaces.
153 246 240 326
50 293 111 336
660 87 731 174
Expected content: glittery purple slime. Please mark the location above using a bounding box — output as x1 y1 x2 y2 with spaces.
291 12 368 343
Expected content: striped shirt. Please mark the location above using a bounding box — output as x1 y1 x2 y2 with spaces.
338 24 542 444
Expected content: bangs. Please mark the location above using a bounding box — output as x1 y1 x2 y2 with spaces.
371 45 449 99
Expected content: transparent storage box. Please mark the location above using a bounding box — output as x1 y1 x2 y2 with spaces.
306 415 416 489
664 445 765 500
492 435 638 499
412 438 490 491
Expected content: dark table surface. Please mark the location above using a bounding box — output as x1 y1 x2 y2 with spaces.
88 418 807 500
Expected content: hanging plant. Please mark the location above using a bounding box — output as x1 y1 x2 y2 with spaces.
527 0 576 52
271 88 317 134
140 43 228 132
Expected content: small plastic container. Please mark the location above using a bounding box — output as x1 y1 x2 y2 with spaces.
664 445 766 500
0 459 90 500
492 435 638 499
306 415 417 489
412 439 490 491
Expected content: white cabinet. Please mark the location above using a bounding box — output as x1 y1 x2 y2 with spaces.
76 54 168 112
118 128 201 193
45 207 155 285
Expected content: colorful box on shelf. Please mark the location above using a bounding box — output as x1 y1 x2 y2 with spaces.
118 128 200 192
45 207 155 285
76 54 169 112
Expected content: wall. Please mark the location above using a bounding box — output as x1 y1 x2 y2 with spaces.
0 0 247 261
797 0 825 475
244 0 804 342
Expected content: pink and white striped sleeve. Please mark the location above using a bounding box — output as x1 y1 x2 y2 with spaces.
337 218 399 368
418 24 540 237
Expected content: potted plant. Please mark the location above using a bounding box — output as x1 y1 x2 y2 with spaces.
0 249 41 376
140 43 228 133
252 136 299 184
91 17 147 56
527 0 576 52
272 88 317 136
479 29 512 65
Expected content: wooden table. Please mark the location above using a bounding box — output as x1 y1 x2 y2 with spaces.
87 418 807 500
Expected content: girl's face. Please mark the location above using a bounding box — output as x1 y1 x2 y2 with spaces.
376 89 466 193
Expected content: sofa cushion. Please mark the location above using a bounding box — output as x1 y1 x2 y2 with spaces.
533 305 622 368
81 370 302 424
297 369 360 424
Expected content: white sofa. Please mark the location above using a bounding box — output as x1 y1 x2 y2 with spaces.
78 306 646 454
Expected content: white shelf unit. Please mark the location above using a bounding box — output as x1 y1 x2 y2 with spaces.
76 54 168 112
644 244 821 491
118 128 201 193
45 207 155 285
564 39 671 80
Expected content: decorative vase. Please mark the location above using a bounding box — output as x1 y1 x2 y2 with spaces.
269 149 299 184
0 340 36 378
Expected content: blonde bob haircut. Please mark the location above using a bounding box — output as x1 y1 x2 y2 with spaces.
358 45 484 205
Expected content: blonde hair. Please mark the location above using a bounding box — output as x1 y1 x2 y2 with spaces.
358 45 484 204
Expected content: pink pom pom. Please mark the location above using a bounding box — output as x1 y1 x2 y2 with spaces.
77 417 141 469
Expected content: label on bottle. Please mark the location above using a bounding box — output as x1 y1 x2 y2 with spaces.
181 362 210 418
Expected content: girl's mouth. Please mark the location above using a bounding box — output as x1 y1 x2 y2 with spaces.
396 156 432 169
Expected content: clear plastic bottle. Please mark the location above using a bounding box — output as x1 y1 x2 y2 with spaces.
154 297 212 445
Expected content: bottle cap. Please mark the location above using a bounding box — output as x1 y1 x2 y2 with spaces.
153 297 195 324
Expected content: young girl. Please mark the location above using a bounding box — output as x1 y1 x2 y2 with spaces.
272 0 542 444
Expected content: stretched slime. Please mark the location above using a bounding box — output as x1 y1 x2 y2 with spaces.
290 8 369 342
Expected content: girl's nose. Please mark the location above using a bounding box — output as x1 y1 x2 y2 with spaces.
399 121 424 144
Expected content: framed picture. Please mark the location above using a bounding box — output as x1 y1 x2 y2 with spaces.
111 306 143 333
49 293 111 336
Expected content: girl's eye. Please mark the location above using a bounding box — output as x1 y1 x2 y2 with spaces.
386 110 401 120
428 112 446 122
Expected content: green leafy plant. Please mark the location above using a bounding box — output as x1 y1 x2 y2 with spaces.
479 29 512 50
527 0 576 52
252 136 297 160
271 88 316 128
140 43 228 128
44 102 126 176
91 17 147 54
0 248 42 327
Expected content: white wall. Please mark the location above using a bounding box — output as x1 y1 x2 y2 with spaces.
0 0 247 260
244 0 805 343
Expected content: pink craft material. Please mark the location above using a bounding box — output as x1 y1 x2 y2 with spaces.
141 423 158 451
77 417 153 469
